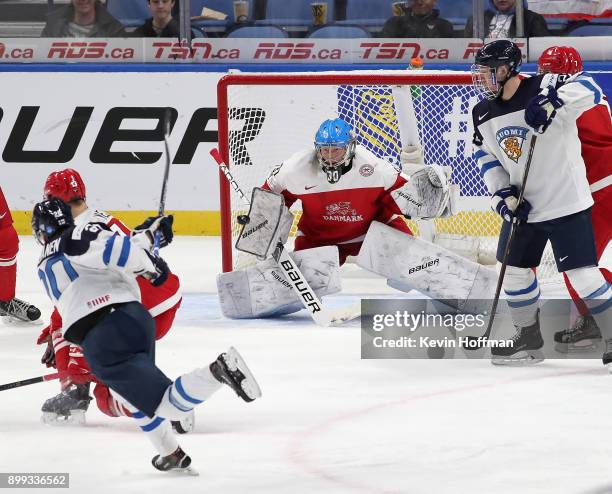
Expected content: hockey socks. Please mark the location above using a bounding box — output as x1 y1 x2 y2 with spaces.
504 267 540 328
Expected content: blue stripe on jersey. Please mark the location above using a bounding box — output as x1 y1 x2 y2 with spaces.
473 150 487 161
505 278 538 297
132 410 146 419
575 78 602 105
117 236 131 268
174 377 203 405
591 296 612 315
479 160 502 177
507 291 540 308
586 282 610 299
103 234 117 266
140 416 164 432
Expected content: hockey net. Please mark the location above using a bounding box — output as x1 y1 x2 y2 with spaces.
217 70 560 281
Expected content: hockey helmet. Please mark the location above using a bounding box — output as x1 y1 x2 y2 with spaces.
32 198 74 245
44 168 86 203
471 40 522 99
314 118 356 184
537 46 583 75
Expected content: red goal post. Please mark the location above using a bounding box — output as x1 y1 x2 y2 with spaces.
216 70 559 280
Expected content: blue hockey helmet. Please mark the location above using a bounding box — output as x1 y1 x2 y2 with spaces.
471 40 522 99
32 197 74 245
314 118 356 184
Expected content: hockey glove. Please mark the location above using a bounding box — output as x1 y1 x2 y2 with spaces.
144 252 170 287
132 215 174 250
525 85 564 134
491 185 532 223
37 325 56 368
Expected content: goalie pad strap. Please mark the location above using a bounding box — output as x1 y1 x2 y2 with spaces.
356 222 496 313
217 246 341 319
235 187 294 260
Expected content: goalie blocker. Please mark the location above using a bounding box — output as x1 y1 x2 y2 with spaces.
235 187 293 260
357 222 497 313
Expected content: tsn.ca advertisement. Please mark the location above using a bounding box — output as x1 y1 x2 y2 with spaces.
0 37 518 64
0 72 223 212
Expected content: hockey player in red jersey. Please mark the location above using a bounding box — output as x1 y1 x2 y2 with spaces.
37 169 185 428
0 186 41 323
537 46 612 353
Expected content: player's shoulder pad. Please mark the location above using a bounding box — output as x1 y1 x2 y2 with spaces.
62 222 112 257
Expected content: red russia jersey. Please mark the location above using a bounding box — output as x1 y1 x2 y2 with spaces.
576 99 612 196
263 146 406 245
49 208 182 337
0 186 13 229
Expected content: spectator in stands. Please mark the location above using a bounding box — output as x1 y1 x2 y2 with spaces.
41 0 126 37
464 0 549 38
381 0 454 38
133 0 179 37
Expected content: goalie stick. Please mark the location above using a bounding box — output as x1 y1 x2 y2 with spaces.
154 107 173 256
210 148 360 327
463 134 538 348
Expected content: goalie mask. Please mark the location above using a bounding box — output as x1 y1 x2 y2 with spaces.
32 198 74 245
471 40 522 100
314 118 356 184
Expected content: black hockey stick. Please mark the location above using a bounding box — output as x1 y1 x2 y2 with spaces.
0 371 79 392
153 107 173 256
464 134 538 348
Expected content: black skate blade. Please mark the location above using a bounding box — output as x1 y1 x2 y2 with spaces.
41 410 86 426
554 339 601 354
491 350 545 366
225 347 262 402
0 314 44 326
161 466 199 476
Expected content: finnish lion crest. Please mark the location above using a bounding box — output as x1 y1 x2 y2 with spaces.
495 126 529 163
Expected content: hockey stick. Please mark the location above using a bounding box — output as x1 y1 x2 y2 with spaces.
153 107 173 257
0 371 78 392
464 134 538 348
210 148 360 327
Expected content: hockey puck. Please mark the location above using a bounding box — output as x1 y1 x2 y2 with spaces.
237 215 250 225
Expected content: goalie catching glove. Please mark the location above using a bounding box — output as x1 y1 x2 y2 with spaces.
235 187 294 260
391 164 459 219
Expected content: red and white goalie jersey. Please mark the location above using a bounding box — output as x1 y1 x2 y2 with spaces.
262 145 411 264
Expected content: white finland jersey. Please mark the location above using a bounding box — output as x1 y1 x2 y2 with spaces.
37 222 155 332
472 72 603 222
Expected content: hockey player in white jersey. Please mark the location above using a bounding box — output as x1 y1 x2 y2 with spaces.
32 198 261 472
471 40 612 364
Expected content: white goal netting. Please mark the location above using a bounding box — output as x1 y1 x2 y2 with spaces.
217 70 560 281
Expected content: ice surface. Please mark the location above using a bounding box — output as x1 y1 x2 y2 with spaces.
1 236 612 494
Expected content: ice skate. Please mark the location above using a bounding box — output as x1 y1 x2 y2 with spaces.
152 446 198 475
554 315 601 353
210 346 262 402
602 339 612 374
491 313 544 366
0 298 41 324
41 383 91 425
171 410 195 434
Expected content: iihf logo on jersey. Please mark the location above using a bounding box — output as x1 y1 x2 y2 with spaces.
495 126 529 163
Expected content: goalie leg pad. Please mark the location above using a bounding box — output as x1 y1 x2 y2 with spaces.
217 246 341 319
356 222 496 313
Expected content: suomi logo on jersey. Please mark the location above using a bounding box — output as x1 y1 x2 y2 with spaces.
495 126 529 163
